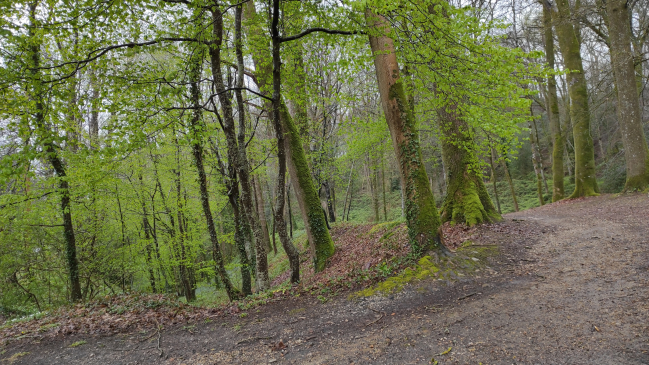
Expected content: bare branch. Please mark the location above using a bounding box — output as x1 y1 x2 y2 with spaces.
279 28 364 43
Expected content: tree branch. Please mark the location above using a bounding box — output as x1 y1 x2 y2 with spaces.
279 28 364 43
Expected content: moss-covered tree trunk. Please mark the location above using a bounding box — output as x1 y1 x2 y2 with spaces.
605 0 649 191
282 112 335 270
381 155 388 221
438 103 501 226
245 0 334 273
28 4 82 302
209 3 270 290
187 45 241 301
366 9 444 254
252 174 272 253
554 0 599 197
233 5 270 291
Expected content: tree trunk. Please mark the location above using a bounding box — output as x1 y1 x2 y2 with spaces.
605 0 649 191
321 181 336 223
173 141 195 302
368 155 380 222
272 76 301 280
501 155 519 212
286 183 293 238
233 4 269 291
208 3 269 291
342 161 354 219
253 174 272 253
529 104 546 206
541 2 565 202
366 8 444 254
530 121 546 206
381 155 387 221
28 4 82 302
245 0 331 273
89 69 100 148
187 45 240 300
488 145 502 214
140 175 157 293
438 103 501 226
346 175 354 221
554 0 599 197
533 118 550 195
173 182 191 298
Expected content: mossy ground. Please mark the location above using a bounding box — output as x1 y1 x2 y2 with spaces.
350 242 498 299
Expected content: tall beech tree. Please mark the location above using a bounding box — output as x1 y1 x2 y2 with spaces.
365 8 444 254
186 44 240 300
245 0 336 273
604 0 649 191
541 1 565 201
554 0 599 197
208 1 270 290
27 2 83 302
438 104 501 226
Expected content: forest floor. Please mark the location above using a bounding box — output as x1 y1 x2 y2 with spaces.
2 193 649 364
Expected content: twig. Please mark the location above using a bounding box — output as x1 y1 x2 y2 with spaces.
156 329 162 357
457 292 479 301
154 318 163 357
366 307 385 326
138 328 159 343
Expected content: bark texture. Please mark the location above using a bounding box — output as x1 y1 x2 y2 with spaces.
209 2 269 290
245 0 332 273
542 2 565 201
28 4 82 302
605 0 649 191
366 9 443 254
438 105 501 226
554 0 599 197
187 46 240 301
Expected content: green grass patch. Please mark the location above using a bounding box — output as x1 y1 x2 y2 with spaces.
69 340 86 348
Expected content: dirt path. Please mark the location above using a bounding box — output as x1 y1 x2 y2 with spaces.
3 194 649 364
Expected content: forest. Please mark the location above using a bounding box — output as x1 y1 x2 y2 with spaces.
0 0 647 320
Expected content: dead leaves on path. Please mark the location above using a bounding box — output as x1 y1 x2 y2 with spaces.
0 293 222 346
441 220 538 249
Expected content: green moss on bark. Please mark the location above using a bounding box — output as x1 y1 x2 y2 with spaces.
281 104 335 272
388 81 443 255
624 158 649 192
554 0 599 198
439 111 500 226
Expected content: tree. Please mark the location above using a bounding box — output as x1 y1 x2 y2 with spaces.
438 103 501 226
554 0 599 197
186 43 240 300
604 0 649 191
26 2 82 302
365 8 444 254
541 1 565 201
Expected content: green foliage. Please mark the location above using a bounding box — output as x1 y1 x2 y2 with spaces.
0 0 598 317
485 176 576 213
